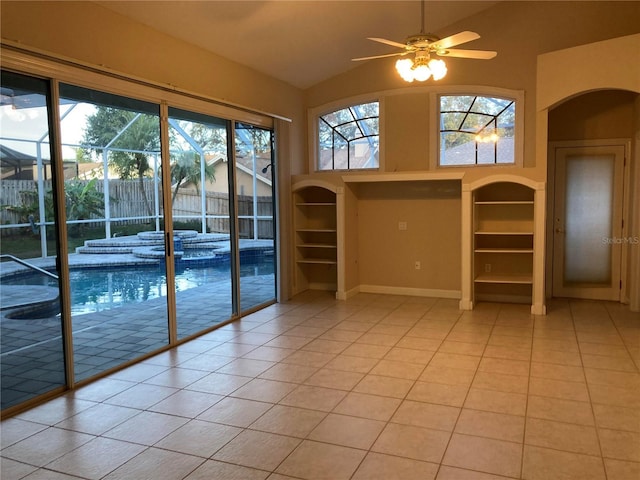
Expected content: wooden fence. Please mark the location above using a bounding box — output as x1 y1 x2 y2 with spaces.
0 179 273 239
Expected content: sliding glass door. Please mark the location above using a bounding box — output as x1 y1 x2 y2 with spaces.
168 108 234 339
235 123 277 312
0 68 277 414
0 71 66 410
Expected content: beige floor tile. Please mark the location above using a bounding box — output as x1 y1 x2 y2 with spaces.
284 325 328 338
242 345 296 362
472 371 528 394
531 349 583 366
143 366 210 388
0 418 47 449
0 458 38 480
483 344 531 361
442 433 521 478
196 397 272 427
491 325 533 338
353 374 414 398
445 331 490 344
478 357 530 376
55 403 140 435
45 437 146 478
309 413 385 449
148 389 224 418
333 320 375 332
598 428 640 462
577 332 625 346
276 440 366 480
216 358 276 376
430 352 481 371
281 350 336 368
231 378 298 402
395 336 442 351
489 334 532 349
464 388 527 416
530 362 585 382
264 335 312 350
304 368 364 390
67 378 136 403
438 340 486 356
522 445 606 480
527 395 594 426
582 353 638 372
208 342 259 357
279 384 347 411
391 399 460 431
103 383 178 410
250 404 326 437
532 337 579 352
579 342 632 357
184 459 269 480
384 347 435 364
319 328 364 343
525 417 600 455
356 332 402 346
407 381 469 407
592 404 640 432
436 465 519 479
372 423 450 463
109 363 169 383
185 372 251 395
584 368 640 389
103 447 203 480
333 391 401 421
419 365 475 387
342 343 392 359
103 411 188 445
323 354 379 373
213 429 300 471
604 458 640 480
258 363 318 383
155 419 242 457
455 409 524 442
370 359 425 379
528 377 590 402
352 452 438 480
301 338 350 354
589 383 640 408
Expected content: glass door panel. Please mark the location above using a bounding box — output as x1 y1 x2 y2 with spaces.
0 71 66 410
168 108 233 339
235 123 276 311
58 85 169 382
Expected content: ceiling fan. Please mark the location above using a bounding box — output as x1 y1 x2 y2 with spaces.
352 0 497 82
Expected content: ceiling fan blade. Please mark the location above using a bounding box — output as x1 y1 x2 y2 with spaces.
438 48 497 59
433 31 480 49
367 37 408 49
352 52 406 62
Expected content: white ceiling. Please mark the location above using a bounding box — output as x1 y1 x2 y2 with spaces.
96 1 499 89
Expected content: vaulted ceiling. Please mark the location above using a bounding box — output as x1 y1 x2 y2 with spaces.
96 1 499 89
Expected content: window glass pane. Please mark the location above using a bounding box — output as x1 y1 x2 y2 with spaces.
439 95 516 166
59 85 168 382
1 70 66 410
318 101 379 171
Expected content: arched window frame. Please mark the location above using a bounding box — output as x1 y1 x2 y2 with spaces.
429 87 524 169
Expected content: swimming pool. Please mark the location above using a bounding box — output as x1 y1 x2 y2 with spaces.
4 258 275 316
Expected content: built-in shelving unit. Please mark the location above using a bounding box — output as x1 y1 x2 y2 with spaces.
293 184 339 293
473 182 535 304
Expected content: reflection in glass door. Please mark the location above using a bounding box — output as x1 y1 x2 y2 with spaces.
0 71 66 410
235 123 277 311
168 108 233 339
58 85 169 382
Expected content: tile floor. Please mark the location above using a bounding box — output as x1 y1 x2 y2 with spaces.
1 292 639 480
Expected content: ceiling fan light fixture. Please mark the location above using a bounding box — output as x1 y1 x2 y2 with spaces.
395 54 446 83
395 58 416 82
428 58 447 80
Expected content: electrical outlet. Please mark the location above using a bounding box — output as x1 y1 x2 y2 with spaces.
415 261 421 270
399 221 407 231
484 263 492 273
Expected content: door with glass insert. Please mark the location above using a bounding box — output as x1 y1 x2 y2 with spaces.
553 144 625 300
235 123 277 311
0 71 66 410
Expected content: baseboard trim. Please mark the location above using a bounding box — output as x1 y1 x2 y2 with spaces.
358 285 461 299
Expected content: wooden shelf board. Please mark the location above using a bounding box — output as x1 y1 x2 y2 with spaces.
297 243 337 249
475 231 534 235
342 171 464 183
296 228 337 233
475 248 534 254
475 274 533 284
296 259 337 265
475 201 534 205
296 202 336 206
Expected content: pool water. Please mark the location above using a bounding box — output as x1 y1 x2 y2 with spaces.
5 258 274 316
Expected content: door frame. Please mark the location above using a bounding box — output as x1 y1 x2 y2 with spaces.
547 139 632 302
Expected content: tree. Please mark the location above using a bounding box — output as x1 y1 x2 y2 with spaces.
170 151 216 204
82 107 160 217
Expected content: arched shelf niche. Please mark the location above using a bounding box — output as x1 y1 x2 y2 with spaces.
460 174 546 315
291 179 344 298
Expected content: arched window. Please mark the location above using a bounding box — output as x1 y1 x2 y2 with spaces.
317 101 379 171
439 94 517 166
